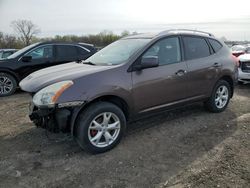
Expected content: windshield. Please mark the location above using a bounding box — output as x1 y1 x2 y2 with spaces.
7 43 39 59
86 39 150 65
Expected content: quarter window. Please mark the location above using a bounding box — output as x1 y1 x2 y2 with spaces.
77 46 88 55
183 36 210 60
143 37 181 65
27 46 53 59
209 39 222 53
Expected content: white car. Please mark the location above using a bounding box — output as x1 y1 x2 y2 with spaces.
238 52 250 84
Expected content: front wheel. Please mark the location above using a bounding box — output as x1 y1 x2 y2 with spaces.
75 102 126 154
0 73 17 97
204 80 231 113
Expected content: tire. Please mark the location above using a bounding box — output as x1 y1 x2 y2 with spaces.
204 80 231 113
75 102 126 154
0 72 17 97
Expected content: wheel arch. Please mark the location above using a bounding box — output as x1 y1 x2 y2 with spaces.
70 95 129 136
0 69 20 83
218 75 234 98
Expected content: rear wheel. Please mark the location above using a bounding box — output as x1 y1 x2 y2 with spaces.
204 80 231 113
75 102 126 154
0 73 17 97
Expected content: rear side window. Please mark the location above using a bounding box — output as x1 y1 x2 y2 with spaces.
183 36 210 60
56 45 78 58
209 39 222 52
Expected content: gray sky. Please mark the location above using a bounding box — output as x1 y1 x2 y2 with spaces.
0 0 250 40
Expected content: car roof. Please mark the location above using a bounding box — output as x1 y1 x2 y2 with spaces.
122 29 216 40
38 41 94 46
0 49 17 52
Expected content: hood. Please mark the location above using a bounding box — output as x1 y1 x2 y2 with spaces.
19 62 113 92
238 54 250 62
0 58 12 64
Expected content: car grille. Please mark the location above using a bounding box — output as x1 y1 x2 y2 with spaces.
241 61 250 73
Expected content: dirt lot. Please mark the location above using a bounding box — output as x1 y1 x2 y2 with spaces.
0 85 249 188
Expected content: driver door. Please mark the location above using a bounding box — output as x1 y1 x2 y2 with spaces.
19 45 54 78
132 36 188 114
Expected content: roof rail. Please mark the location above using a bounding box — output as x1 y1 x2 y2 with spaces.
78 42 94 47
158 29 214 37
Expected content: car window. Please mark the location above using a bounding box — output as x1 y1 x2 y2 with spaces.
56 45 78 59
77 46 88 55
183 36 210 60
2 52 13 58
209 39 222 53
143 37 181 65
87 39 150 65
27 45 53 59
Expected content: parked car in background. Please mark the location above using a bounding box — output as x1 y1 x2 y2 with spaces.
0 42 96 96
238 51 250 84
20 29 238 154
231 45 246 57
0 49 18 60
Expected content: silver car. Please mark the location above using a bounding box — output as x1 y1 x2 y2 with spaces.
238 47 250 84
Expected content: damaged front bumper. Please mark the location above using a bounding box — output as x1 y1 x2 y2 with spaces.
29 101 84 133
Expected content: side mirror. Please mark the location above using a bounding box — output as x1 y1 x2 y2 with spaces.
21 56 32 62
134 56 159 71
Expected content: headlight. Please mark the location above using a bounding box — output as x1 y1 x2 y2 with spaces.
33 81 73 107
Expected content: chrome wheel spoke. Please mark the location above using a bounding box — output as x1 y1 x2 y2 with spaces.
220 87 225 95
90 120 102 131
215 97 220 102
221 95 227 100
103 112 112 125
91 131 103 144
107 121 119 130
104 131 113 144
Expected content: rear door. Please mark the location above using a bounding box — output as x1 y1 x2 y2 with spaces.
54 45 79 64
132 36 189 114
182 35 220 98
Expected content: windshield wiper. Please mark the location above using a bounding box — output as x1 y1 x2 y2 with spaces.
80 61 96 65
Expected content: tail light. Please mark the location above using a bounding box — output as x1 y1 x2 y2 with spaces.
231 55 239 67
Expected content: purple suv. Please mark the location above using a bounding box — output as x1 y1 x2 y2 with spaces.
20 29 238 154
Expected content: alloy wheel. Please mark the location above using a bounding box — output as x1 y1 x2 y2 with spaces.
88 112 121 148
215 85 229 109
0 76 13 95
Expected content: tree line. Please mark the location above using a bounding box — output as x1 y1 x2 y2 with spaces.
0 19 135 49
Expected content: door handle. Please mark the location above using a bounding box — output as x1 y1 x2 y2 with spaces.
212 62 222 68
175 70 187 76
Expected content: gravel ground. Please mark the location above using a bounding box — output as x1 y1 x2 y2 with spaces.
0 85 249 188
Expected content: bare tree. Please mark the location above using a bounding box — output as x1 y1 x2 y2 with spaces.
11 20 40 46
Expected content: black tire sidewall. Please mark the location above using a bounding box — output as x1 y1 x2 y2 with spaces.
0 72 17 97
75 102 126 154
206 80 231 113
